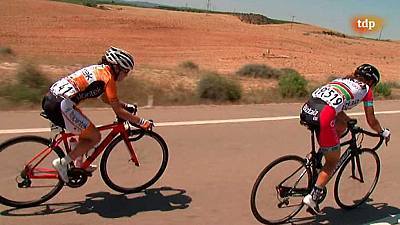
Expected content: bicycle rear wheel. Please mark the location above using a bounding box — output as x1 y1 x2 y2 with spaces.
334 148 380 209
100 130 168 193
250 155 312 224
0 136 64 208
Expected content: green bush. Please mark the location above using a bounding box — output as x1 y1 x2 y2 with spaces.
321 30 347 38
179 61 199 70
117 77 161 106
236 13 290 25
374 82 392 97
280 68 300 76
162 83 197 105
242 88 279 104
82 0 97 7
386 81 400 89
0 47 13 56
197 72 242 101
0 63 51 103
278 70 308 98
236 64 281 79
117 77 197 106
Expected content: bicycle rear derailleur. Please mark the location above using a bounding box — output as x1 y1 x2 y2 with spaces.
276 185 327 206
16 170 31 188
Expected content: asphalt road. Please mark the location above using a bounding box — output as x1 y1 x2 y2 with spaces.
1 101 399 225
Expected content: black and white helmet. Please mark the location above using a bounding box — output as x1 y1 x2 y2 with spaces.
104 47 134 71
354 64 380 85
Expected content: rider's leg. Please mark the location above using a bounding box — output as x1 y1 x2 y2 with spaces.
313 112 350 186
68 123 101 159
336 111 350 136
304 146 340 215
315 147 340 186
304 105 338 214
52 99 101 182
313 111 350 186
315 112 350 187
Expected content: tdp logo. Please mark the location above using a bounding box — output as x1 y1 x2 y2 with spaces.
351 15 384 34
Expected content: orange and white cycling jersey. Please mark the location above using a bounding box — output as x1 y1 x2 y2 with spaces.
50 65 118 104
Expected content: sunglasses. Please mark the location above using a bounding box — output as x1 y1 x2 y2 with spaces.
121 68 130 74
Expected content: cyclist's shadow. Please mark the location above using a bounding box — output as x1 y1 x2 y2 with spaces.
1 186 192 218
292 198 400 225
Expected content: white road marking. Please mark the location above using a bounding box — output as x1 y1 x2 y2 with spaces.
0 110 399 134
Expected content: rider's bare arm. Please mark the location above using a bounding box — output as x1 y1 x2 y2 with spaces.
337 111 351 122
364 105 383 133
336 112 351 135
109 100 141 124
100 90 141 124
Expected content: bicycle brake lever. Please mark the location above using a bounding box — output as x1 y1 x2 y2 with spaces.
148 120 155 131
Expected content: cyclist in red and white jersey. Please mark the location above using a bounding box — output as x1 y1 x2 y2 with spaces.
300 64 391 214
42 47 153 183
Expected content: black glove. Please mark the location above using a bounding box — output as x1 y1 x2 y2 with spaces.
138 118 154 130
116 103 138 123
123 103 138 115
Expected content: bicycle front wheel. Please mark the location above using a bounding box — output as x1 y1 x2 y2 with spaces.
250 155 312 224
334 148 380 209
0 136 64 208
100 130 168 193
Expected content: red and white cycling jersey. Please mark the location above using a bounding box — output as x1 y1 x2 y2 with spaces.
50 65 118 104
311 78 373 113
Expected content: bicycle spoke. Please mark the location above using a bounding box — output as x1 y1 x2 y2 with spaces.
251 155 312 224
0 136 63 208
100 131 168 193
334 149 380 209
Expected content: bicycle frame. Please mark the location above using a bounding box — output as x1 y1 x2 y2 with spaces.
280 122 382 198
303 129 361 186
312 124 382 184
250 120 384 224
25 122 139 180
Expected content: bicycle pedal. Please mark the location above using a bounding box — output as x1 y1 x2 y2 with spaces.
305 206 326 216
85 165 98 173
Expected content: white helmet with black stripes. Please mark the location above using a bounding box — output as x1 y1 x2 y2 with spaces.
104 47 134 71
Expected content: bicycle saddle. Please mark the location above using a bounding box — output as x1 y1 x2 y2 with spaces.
300 120 318 131
40 111 49 119
347 119 357 127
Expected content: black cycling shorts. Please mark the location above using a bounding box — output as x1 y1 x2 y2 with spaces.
41 93 65 128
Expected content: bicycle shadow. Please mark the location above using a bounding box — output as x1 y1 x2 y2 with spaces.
1 186 192 218
290 198 400 225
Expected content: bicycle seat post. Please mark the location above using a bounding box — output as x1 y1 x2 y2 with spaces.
310 128 316 154
300 120 317 155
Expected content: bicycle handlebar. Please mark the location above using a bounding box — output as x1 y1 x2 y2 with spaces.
345 119 384 151
128 120 154 131
115 104 155 131
358 127 384 151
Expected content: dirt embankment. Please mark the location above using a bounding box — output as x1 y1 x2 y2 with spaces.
1 0 399 83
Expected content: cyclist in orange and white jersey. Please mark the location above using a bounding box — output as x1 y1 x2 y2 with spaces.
300 64 391 215
42 47 152 183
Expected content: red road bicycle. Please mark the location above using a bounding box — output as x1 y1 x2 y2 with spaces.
0 112 168 208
